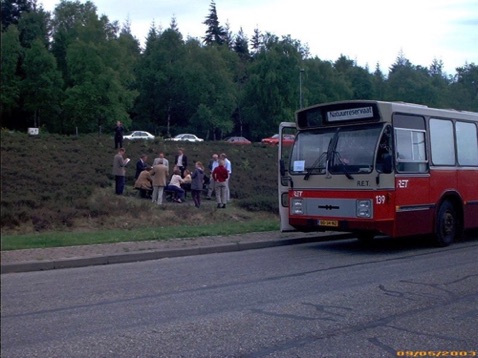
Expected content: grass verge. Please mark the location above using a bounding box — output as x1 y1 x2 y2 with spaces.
1 219 280 251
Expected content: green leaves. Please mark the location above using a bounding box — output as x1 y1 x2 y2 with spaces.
1 0 476 139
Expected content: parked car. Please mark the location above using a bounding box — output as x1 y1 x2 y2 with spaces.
166 133 204 142
261 134 295 145
123 131 155 140
225 136 251 144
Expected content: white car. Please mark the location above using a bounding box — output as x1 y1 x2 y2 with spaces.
166 133 204 142
123 131 155 140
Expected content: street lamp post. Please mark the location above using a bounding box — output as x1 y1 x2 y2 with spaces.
299 68 304 109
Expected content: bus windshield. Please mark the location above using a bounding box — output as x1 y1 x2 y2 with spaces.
289 123 383 177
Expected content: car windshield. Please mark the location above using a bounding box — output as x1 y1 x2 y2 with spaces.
289 123 383 176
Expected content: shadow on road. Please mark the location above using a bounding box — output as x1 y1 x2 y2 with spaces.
305 229 478 255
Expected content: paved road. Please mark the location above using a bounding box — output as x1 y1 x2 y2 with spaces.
2 236 477 357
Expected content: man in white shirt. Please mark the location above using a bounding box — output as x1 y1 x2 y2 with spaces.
220 153 232 202
174 148 188 177
153 152 169 171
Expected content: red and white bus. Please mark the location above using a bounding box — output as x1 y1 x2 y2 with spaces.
278 100 478 246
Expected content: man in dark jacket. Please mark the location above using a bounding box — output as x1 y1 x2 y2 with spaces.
174 148 188 177
114 121 125 149
135 154 149 179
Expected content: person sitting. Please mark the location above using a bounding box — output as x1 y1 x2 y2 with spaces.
165 169 186 203
134 168 153 198
181 169 192 195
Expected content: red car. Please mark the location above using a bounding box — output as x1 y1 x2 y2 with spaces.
261 134 295 146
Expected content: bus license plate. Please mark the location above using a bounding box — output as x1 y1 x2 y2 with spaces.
319 220 338 227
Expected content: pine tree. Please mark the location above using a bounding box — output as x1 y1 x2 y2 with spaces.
203 1 225 46
250 27 262 55
233 27 250 60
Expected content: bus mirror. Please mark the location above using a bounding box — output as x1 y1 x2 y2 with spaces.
280 159 286 176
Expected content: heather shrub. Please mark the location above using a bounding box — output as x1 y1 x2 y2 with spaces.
1 131 279 234
236 195 279 212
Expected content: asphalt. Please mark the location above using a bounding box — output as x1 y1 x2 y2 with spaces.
1 231 353 274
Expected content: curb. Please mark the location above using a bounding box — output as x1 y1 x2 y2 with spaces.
1 233 353 274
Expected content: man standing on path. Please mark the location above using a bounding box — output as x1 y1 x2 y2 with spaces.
112 148 130 195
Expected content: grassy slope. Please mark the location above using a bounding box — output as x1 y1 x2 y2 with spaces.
1 131 280 249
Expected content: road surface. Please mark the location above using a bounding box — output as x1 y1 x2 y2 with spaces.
2 235 477 357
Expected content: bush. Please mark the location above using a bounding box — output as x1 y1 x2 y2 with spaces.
1 132 280 234
236 195 279 212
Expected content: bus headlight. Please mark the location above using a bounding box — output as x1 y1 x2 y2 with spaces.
291 199 304 215
356 199 372 218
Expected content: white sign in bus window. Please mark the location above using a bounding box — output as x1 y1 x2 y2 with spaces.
294 160 305 171
327 106 373 122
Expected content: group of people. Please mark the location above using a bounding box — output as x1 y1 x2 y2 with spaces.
112 146 232 209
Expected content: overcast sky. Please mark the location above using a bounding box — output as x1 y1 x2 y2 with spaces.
41 0 478 75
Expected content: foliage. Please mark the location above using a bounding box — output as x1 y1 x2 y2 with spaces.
0 132 279 235
0 0 477 140
202 0 226 46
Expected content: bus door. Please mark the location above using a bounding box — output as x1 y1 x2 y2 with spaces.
393 115 432 236
279 122 296 231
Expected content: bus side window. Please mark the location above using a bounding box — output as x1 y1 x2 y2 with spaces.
395 128 428 173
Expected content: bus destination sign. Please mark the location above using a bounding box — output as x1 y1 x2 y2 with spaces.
327 106 374 122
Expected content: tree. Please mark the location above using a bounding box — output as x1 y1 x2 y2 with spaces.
223 21 234 49
16 5 51 49
21 38 63 129
372 63 386 99
250 27 262 56
1 0 34 31
54 1 136 133
132 23 163 132
187 46 236 139
386 53 436 104
242 34 304 139
302 57 353 106
448 63 478 111
334 55 375 99
233 27 250 61
203 0 225 46
50 0 99 81
63 40 134 133
0 25 22 126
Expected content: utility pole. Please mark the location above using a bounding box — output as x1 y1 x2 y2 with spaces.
299 68 305 109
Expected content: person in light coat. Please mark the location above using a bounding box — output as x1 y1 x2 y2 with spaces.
112 148 129 195
150 159 169 205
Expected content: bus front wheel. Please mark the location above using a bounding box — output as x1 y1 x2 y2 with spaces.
435 201 456 247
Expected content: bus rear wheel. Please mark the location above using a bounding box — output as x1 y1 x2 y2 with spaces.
435 201 456 247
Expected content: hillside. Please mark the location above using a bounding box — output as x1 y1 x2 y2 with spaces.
0 131 279 235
